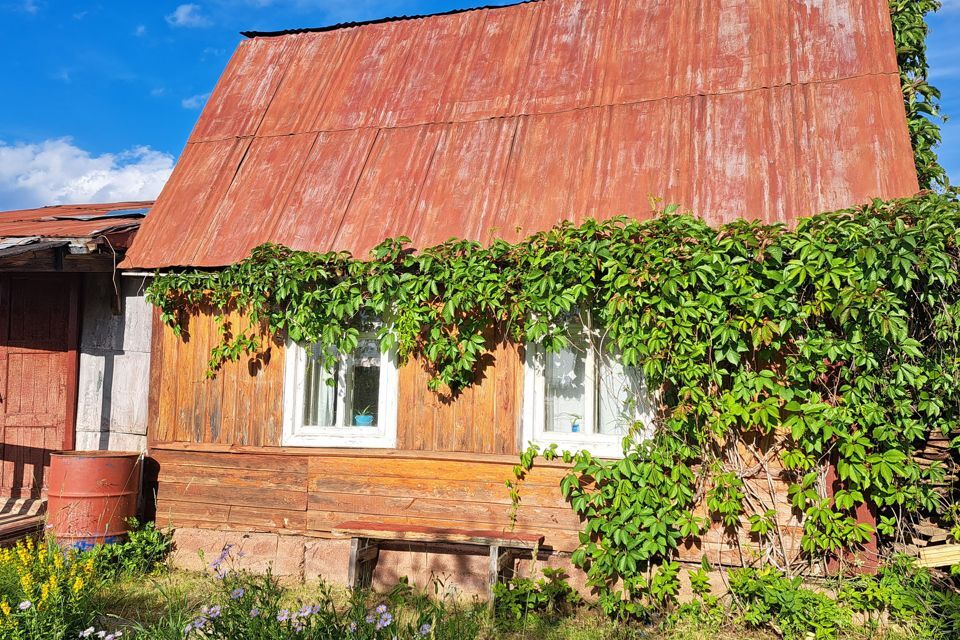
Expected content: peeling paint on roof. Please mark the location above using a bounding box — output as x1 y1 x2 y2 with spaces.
123 0 919 269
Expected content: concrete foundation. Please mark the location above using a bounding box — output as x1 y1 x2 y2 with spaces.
169 527 588 598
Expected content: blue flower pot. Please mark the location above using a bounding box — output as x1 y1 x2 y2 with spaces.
354 414 374 426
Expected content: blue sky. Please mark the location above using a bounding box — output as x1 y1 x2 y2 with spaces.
0 0 957 209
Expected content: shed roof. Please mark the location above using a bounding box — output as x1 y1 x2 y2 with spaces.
0 201 151 256
123 0 920 269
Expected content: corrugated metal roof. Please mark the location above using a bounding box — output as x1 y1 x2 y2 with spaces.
123 0 920 269
0 201 152 241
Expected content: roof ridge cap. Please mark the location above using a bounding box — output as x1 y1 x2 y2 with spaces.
240 0 540 39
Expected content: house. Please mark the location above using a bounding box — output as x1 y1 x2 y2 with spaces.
122 0 919 589
0 201 153 515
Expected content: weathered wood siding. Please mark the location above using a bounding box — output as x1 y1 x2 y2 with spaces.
149 310 804 567
150 446 581 551
76 275 153 452
149 310 522 455
396 331 521 455
149 310 285 446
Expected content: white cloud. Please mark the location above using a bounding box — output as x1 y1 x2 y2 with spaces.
0 138 174 211
181 92 211 109
21 0 38 14
165 4 211 28
134 24 146 37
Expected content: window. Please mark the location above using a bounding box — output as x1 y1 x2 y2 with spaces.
282 326 398 448
522 314 654 458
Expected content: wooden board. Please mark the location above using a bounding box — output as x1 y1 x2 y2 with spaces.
917 543 960 568
332 520 544 548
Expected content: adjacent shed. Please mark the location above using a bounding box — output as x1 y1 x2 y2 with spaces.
0 201 153 503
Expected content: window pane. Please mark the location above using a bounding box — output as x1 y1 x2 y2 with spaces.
598 353 643 435
302 343 337 427
347 336 381 427
544 333 588 433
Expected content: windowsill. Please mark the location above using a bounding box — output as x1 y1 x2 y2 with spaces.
525 435 625 459
282 427 396 449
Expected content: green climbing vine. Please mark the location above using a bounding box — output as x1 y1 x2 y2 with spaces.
503 192 960 616
891 0 948 189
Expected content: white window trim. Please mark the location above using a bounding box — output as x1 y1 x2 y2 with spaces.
522 343 628 459
282 339 399 448
521 314 655 459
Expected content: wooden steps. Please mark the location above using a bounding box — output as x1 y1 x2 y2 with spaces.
0 499 44 546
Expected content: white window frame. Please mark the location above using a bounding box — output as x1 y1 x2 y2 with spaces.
521 321 654 459
282 337 399 448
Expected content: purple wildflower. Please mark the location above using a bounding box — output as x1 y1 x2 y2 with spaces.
375 604 388 614
277 609 290 622
249 607 260 618
17 601 30 610
365 614 375 624
418 623 432 636
376 612 394 629
230 588 245 599
349 621 357 633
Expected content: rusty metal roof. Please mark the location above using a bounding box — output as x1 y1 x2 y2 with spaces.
123 0 920 269
0 201 151 249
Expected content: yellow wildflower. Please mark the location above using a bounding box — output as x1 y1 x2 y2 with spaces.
15 543 29 566
0 601 10 617
19 572 33 596
39 583 49 605
72 576 84 595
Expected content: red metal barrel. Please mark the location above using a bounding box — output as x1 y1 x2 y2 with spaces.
46 451 141 551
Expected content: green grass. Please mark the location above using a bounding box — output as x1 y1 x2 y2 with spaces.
84 571 925 640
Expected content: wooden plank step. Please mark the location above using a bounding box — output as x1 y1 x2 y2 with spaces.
332 520 544 549
917 543 960 568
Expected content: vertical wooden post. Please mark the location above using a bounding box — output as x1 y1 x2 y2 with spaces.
348 537 379 590
487 543 500 609
348 538 361 589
